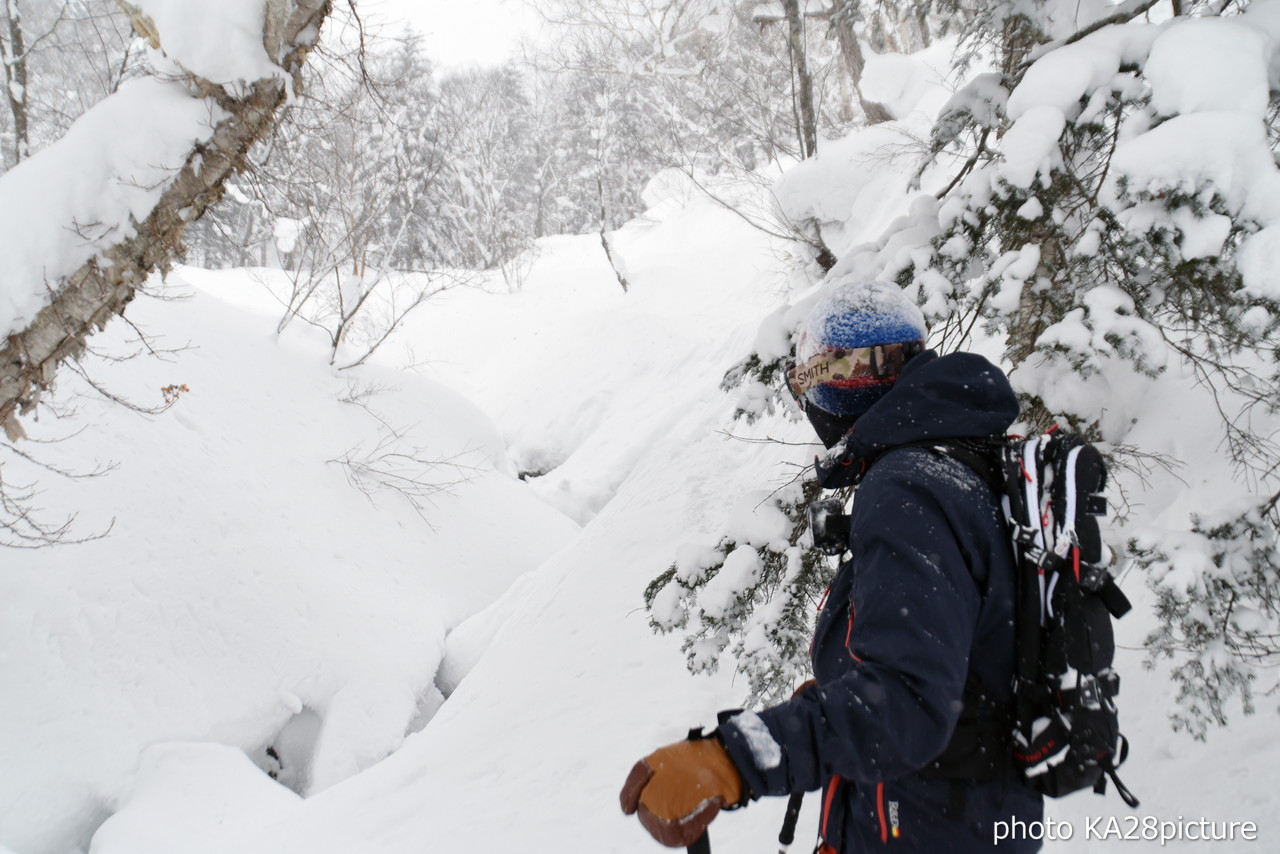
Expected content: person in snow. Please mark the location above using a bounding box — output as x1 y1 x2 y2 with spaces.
620 278 1044 852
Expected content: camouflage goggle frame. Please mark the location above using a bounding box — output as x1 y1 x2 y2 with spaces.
785 341 923 405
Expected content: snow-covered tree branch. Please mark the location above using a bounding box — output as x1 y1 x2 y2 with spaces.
0 0 334 443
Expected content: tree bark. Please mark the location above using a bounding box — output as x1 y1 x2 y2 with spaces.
1 0 333 441
780 0 818 159
829 10 893 125
598 174 629 293
1000 13 1055 386
2 0 29 163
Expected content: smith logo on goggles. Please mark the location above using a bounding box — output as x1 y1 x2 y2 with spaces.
786 341 921 400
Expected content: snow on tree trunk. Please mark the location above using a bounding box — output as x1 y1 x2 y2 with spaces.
2 0 30 164
828 9 892 125
0 0 333 442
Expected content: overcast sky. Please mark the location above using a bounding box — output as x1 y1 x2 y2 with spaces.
362 0 541 70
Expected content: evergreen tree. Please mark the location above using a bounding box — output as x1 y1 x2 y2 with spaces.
649 2 1280 732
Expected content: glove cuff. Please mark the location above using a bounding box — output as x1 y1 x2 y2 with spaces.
687 713 754 808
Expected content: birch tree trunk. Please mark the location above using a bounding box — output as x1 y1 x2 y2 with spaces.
0 0 333 441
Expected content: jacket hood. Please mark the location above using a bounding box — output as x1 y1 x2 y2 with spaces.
814 351 1018 488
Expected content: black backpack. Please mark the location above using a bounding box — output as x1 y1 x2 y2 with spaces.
812 431 1139 806
933 432 1139 807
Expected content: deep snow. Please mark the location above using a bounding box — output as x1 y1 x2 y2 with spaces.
14 179 1271 854
0 268 578 853
3 18 1280 854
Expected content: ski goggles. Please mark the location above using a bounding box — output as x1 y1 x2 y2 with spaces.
785 340 923 409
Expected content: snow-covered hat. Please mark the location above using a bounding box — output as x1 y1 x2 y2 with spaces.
790 279 927 418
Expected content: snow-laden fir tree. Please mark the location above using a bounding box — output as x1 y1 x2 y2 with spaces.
649 1 1280 733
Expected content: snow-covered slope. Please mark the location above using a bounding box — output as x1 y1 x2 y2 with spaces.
7 41 1280 854
78 177 823 854
0 273 578 854
73 178 1280 854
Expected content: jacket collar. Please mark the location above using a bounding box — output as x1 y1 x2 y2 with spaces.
813 351 1019 489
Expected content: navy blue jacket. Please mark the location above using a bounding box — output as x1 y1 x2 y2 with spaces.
720 351 1044 852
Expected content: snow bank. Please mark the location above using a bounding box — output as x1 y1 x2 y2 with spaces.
89 743 302 854
78 150 1280 854
75 182 827 854
0 273 577 853
387 192 790 526
10 24 1280 854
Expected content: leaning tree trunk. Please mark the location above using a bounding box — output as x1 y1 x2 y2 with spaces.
0 0 333 442
829 11 893 125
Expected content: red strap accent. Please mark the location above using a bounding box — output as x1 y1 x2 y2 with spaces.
819 776 842 842
845 600 862 662
1073 546 1081 583
825 374 897 390
877 782 888 843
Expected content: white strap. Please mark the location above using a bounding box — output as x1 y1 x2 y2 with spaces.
1059 444 1083 557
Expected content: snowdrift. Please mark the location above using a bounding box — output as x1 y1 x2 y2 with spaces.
0 272 578 853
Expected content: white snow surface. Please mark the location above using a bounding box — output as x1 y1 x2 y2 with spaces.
54 170 1278 854
1008 25 1158 121
1111 111 1280 222
1145 17 1269 118
0 77 224 338
0 271 578 853
730 710 782 771
773 39 962 257
998 105 1066 190
63 187 831 854
4 30 1280 854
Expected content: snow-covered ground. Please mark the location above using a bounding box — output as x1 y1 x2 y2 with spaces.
0 172 1273 854
0 260 581 852
5 21 1280 854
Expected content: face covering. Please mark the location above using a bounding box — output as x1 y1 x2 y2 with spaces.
805 405 858 449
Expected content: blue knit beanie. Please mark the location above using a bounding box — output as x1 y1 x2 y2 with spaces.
794 280 927 417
